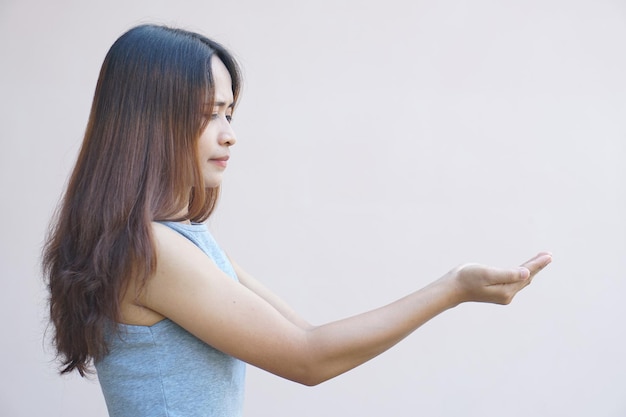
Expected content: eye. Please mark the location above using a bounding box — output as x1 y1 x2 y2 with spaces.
207 113 232 123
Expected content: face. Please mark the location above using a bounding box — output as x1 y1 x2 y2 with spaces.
197 56 237 188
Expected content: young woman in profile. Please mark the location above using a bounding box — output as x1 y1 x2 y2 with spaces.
43 24 552 417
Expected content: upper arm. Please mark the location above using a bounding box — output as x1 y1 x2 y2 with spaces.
139 223 313 382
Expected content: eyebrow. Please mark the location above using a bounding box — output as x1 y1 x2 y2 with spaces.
213 101 234 108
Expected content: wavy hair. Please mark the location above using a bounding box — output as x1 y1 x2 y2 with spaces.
42 24 241 376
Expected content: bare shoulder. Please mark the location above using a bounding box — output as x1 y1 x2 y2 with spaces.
118 222 192 325
149 221 219 278
151 221 190 253
141 222 244 321
120 222 214 326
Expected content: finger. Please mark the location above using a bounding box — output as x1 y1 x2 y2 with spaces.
520 252 553 278
484 266 530 286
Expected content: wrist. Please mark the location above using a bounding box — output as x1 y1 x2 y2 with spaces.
435 267 468 308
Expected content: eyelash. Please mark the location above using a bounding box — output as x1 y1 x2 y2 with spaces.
208 113 233 123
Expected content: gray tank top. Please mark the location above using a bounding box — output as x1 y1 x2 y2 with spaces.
95 222 246 417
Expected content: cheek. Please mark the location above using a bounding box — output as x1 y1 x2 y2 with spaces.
196 138 209 159
198 127 217 152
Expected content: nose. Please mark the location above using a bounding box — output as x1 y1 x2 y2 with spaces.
219 121 236 147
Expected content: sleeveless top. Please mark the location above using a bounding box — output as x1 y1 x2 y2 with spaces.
95 222 246 417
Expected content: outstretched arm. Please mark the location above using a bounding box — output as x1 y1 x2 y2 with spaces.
140 223 551 386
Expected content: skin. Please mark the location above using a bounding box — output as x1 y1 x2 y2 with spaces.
120 57 553 386
196 57 236 188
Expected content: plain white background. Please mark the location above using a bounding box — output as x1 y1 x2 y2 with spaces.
1 0 625 416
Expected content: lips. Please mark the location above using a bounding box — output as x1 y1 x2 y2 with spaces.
210 155 229 167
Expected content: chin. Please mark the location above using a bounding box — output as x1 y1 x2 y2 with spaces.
203 177 223 188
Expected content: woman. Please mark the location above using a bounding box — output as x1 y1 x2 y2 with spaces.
43 24 552 417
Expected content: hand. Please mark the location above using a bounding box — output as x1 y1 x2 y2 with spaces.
449 252 553 305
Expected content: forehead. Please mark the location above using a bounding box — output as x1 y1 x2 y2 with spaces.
210 56 233 102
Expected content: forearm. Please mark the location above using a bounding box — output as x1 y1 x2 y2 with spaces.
298 276 459 385
295 253 552 385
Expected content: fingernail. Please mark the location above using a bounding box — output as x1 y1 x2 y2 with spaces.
519 267 530 280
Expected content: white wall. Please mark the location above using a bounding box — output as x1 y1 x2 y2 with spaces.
1 0 624 416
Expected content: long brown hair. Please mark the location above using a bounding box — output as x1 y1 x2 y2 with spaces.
42 24 241 376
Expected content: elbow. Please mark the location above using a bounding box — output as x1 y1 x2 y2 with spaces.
291 370 329 387
273 329 338 386
286 359 335 387
300 379 323 387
